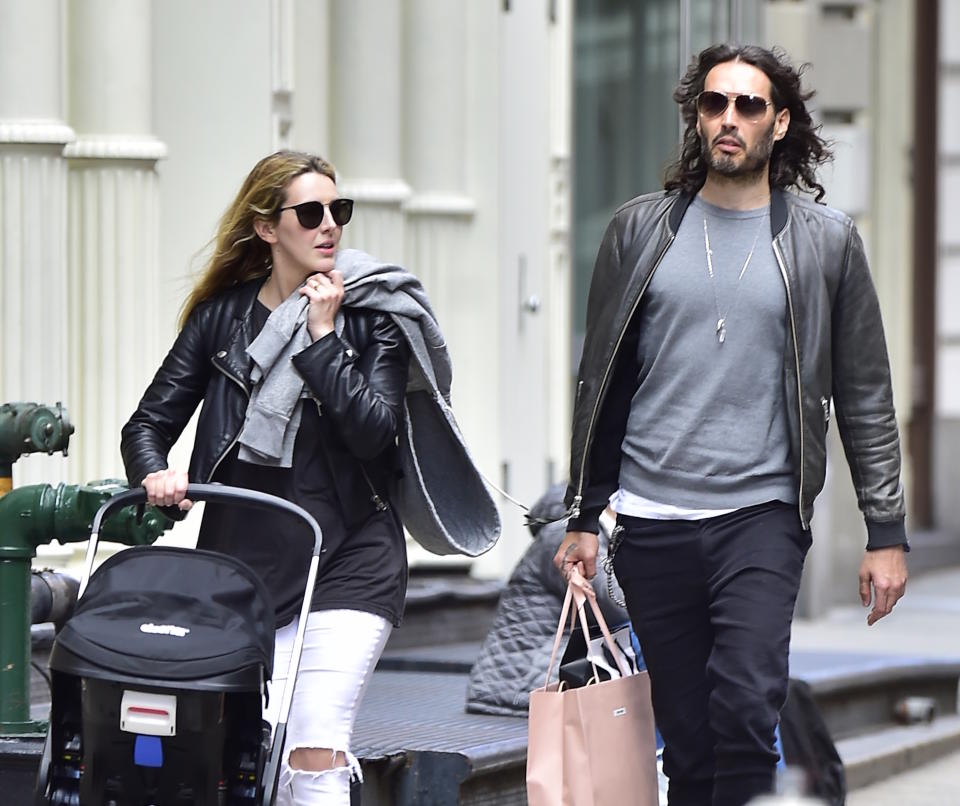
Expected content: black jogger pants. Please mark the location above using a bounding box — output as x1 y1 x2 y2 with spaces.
612 500 810 806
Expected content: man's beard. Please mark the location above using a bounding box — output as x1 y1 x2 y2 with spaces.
701 119 776 182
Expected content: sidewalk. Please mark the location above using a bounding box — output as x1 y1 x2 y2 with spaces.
790 563 960 802
790 564 960 663
847 747 960 805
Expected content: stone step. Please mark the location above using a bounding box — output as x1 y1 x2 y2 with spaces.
839 714 960 791
790 649 960 740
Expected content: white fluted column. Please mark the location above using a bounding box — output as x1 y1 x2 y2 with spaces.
403 0 468 199
64 0 167 486
330 0 408 261
0 0 75 487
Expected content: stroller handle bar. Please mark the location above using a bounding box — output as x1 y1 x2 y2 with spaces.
89 483 323 556
80 484 323 599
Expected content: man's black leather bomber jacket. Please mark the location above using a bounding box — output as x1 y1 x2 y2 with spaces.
565 188 907 550
121 278 409 526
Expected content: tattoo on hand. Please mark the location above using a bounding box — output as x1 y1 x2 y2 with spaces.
562 543 578 563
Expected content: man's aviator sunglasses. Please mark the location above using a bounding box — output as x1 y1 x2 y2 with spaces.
280 198 354 229
696 91 773 122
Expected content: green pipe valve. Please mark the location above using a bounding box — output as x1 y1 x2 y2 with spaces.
0 481 172 557
0 403 74 476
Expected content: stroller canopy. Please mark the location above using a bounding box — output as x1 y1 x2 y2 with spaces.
54 546 275 681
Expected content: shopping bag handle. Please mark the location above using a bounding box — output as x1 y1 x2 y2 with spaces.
541 568 632 689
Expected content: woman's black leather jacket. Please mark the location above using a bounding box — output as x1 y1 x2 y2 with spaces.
121 278 409 526
565 188 906 550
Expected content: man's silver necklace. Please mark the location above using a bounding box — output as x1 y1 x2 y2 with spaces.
702 212 768 344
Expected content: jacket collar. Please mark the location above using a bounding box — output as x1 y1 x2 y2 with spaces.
770 187 788 236
668 190 696 234
212 279 264 390
669 186 789 239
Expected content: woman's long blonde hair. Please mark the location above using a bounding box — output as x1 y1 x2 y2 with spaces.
179 150 337 329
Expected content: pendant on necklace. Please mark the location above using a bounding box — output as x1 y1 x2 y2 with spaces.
717 318 726 344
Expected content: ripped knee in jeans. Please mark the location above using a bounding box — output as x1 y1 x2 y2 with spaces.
285 746 362 782
288 747 347 772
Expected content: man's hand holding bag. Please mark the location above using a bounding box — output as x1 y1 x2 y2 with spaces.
526 568 659 806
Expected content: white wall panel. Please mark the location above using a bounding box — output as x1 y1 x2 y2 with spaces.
936 346 960 417
291 0 331 155
151 0 274 343
330 0 403 182
934 0 960 534
0 0 62 119
938 164 960 249
941 78 960 159
939 254 960 339
941 0 960 63
819 122 870 217
810 2 872 112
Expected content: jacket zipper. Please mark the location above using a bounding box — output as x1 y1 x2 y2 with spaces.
773 239 808 530
207 361 251 482
572 233 675 519
360 465 389 511
312 398 388 513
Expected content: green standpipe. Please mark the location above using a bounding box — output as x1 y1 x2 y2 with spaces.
0 547 32 731
0 482 173 736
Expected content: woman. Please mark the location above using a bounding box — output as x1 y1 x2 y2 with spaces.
121 150 410 804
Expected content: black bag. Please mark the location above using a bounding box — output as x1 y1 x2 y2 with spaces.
779 678 846 806
558 614 637 689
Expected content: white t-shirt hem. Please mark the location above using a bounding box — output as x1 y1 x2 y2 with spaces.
611 487 737 521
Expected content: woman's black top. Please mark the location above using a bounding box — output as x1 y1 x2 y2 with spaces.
197 301 408 628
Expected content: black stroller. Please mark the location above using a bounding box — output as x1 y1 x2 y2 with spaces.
33 484 322 806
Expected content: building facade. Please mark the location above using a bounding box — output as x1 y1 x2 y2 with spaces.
0 0 953 610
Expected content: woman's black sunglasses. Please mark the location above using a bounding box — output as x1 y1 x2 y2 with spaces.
279 198 354 229
696 91 772 122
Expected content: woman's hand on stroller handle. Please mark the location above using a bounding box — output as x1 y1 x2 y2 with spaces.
142 468 193 511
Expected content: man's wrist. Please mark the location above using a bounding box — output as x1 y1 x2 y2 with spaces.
865 517 909 552
566 506 603 534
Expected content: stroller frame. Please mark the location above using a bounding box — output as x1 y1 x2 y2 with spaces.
34 483 323 806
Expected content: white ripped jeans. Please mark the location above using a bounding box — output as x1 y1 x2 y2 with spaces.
262 609 392 806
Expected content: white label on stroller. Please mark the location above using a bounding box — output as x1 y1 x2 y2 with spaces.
140 622 190 637
120 690 177 736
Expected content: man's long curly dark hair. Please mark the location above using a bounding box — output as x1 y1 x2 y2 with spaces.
664 44 832 201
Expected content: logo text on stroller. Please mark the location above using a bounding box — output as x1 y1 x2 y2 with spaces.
140 622 191 637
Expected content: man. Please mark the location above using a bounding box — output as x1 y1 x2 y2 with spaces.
554 44 907 806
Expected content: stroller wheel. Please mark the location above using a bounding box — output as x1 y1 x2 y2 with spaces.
35 724 82 806
31 729 58 806
48 786 80 806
